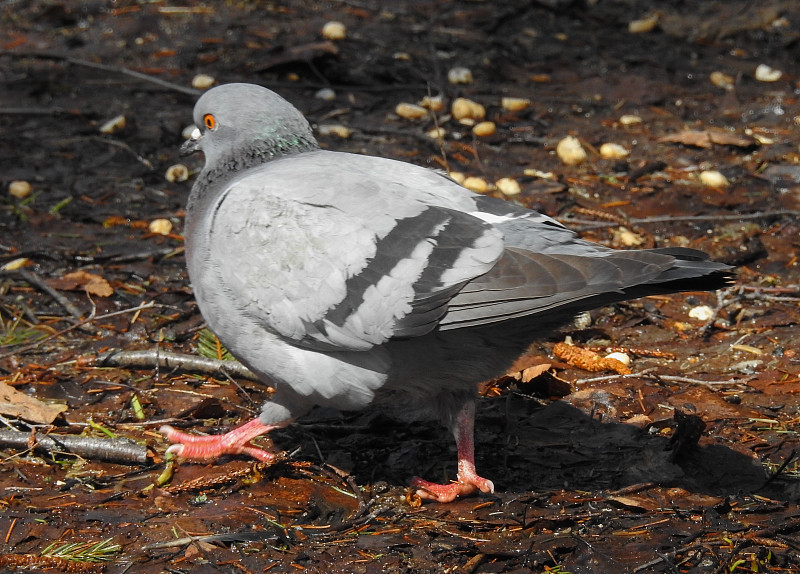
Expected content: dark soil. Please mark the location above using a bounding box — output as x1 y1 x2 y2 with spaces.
1 1 799 573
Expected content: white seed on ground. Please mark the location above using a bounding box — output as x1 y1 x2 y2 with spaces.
754 64 782 82
447 66 473 84
501 97 531 111
451 98 485 122
165 164 189 183
9 180 32 199
472 121 496 137
556 136 587 166
317 124 352 138
321 21 347 40
599 142 630 159
688 305 715 321
149 218 173 235
495 177 521 196
628 12 659 33
426 127 446 140
614 227 644 247
699 170 729 187
523 168 555 179
463 176 489 193
1 257 30 271
182 124 197 139
605 352 631 366
395 102 428 120
619 114 643 126
314 88 336 101
573 311 592 330
709 71 734 90
99 114 126 134
419 94 445 112
191 74 215 89
448 171 466 184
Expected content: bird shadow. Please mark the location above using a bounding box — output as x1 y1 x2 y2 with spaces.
281 396 796 503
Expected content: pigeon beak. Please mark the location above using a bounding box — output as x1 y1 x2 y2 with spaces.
180 127 202 156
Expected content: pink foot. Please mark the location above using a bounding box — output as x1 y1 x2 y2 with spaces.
412 473 494 503
411 401 495 503
160 418 286 462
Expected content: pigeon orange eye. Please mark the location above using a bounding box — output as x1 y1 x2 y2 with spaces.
203 114 217 130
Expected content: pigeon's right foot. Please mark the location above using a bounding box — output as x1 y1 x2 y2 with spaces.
161 418 283 462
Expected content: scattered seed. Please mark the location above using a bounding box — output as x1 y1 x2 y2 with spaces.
393 52 411 61
182 124 197 139
605 352 631 366
463 176 489 193
573 311 592 329
688 305 715 321
448 171 466 184
472 121 496 137
628 12 659 33
619 114 643 126
613 226 644 247
426 127 446 140
165 164 189 183
495 177 521 196
451 97 486 123
754 64 782 82
395 102 428 120
191 74 215 90
314 88 336 101
556 135 587 166
149 218 173 235
447 66 473 84
419 94 445 112
321 21 347 41
99 114 126 134
699 170 729 187
599 142 629 159
523 168 555 179
318 124 352 139
501 97 531 112
9 180 32 199
709 71 735 90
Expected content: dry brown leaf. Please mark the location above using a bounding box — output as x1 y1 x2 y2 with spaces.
48 270 114 297
553 342 632 375
0 381 68 424
658 129 756 149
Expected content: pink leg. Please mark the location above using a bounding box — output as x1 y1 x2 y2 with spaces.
160 417 289 463
411 402 495 503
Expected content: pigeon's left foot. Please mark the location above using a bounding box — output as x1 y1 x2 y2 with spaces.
161 418 285 462
411 401 495 503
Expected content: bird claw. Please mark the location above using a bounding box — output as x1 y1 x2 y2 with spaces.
411 475 495 503
160 421 277 463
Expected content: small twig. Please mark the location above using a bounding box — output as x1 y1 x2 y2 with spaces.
15 268 84 320
141 530 279 551
0 429 147 464
0 50 200 96
93 349 259 381
0 301 156 360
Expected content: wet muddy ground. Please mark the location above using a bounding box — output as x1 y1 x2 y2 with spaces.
1 1 799 572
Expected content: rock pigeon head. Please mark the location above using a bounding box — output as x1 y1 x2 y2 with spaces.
181 83 318 174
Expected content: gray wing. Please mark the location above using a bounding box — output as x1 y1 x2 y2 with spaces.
206 158 504 352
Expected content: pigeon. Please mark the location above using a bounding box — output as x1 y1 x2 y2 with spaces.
161 83 730 502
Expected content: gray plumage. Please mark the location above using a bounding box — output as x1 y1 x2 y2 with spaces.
164 83 730 501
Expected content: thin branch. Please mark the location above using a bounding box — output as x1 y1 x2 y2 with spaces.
93 349 259 381
0 429 147 464
15 268 84 320
0 301 156 360
0 50 200 96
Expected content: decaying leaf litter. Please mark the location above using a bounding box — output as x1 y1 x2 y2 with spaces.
1 0 799 572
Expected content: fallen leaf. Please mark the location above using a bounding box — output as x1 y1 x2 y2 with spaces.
0 381 68 424
48 270 114 297
658 129 756 149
